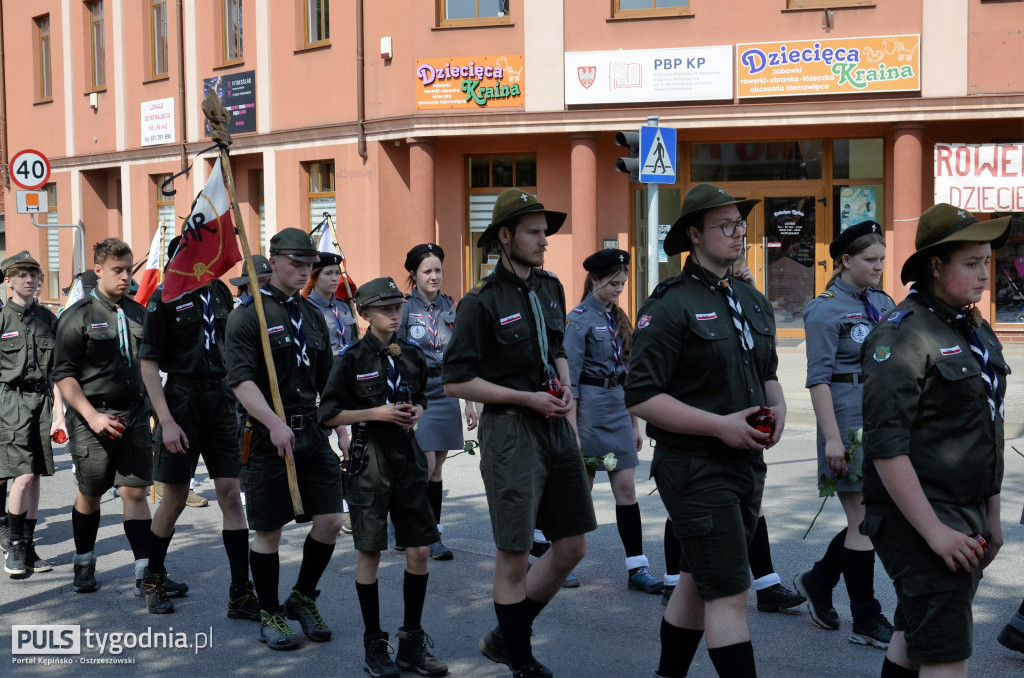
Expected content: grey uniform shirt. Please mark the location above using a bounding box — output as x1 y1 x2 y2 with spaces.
564 292 627 400
400 288 456 370
306 290 357 355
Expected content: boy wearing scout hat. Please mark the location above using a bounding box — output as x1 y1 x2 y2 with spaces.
226 227 344 650
860 204 1010 676
230 254 272 305
0 251 64 577
320 277 448 677
444 188 596 678
626 183 785 678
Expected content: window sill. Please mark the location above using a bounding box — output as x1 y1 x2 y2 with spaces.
607 13 693 22
432 21 514 31
782 3 875 13
34 98 54 106
216 58 245 70
144 74 170 84
86 87 107 95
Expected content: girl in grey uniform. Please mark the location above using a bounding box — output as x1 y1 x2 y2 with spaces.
302 252 358 355
399 244 475 561
565 249 662 594
795 220 895 648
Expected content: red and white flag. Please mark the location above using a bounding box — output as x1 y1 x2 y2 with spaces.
162 157 242 302
317 218 357 302
134 228 164 305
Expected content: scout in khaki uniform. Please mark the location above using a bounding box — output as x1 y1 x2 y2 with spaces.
625 184 786 678
138 235 257 616
226 228 343 650
443 189 597 678
0 251 63 576
860 204 1009 678
320 277 448 678
53 238 187 598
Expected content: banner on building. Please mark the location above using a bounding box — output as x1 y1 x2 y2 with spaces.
935 143 1024 213
203 70 256 135
737 35 920 99
564 46 732 105
141 98 175 147
415 56 524 109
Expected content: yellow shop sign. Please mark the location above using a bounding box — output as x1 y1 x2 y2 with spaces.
415 56 524 110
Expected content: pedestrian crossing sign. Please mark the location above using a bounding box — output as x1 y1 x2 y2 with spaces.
639 126 676 184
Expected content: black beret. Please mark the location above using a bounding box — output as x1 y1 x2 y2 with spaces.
404 243 444 272
829 220 883 260
583 248 630 272
314 252 343 270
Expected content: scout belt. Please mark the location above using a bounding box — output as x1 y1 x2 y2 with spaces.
426 367 442 378
0 381 49 394
831 373 866 385
167 374 227 389
285 410 319 431
579 374 624 389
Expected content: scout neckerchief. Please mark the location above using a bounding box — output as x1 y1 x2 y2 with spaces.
908 288 1002 421
383 343 401 403
858 290 883 325
719 278 754 351
427 300 441 354
330 305 346 348
90 289 132 366
199 288 216 349
261 288 309 366
527 282 555 379
604 306 623 369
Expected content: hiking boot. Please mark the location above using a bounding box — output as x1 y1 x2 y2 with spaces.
562 572 580 588
364 631 400 677
142 567 175 614
135 571 189 598
756 582 805 612
661 584 675 606
259 609 301 650
850 613 894 649
72 552 98 593
340 512 353 535
4 538 26 575
24 540 52 573
998 612 1024 654
479 626 512 667
227 580 261 620
628 566 664 594
428 540 454 561
186 490 209 508
396 627 448 676
512 662 554 677
284 589 332 641
793 570 840 630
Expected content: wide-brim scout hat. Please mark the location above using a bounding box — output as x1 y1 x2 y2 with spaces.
478 189 566 249
900 203 1011 284
229 255 272 286
829 220 883 260
355 277 404 312
269 228 320 264
0 250 42 278
664 184 760 256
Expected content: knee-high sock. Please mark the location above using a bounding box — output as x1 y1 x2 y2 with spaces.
72 508 101 555
123 519 152 562
811 528 846 588
147 531 174 574
747 516 775 581
403 571 428 630
842 547 881 620
708 641 756 678
427 480 443 527
294 535 336 597
658 618 703 678
357 580 382 636
249 550 281 613
222 529 251 586
616 503 644 562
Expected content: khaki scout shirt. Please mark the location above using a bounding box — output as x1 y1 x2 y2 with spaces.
442 260 567 395
52 291 146 403
139 281 233 379
624 258 779 455
861 289 1006 507
0 300 58 385
225 283 331 414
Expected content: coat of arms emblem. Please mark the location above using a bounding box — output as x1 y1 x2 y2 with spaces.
577 66 596 89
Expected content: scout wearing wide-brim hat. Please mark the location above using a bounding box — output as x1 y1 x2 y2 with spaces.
478 188 566 249
229 255 271 286
269 227 320 263
1 250 42 278
900 203 1011 284
355 277 405 312
663 184 760 257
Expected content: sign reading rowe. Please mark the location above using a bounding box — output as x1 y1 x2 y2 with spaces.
935 143 1024 213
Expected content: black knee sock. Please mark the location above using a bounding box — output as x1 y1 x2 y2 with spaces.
880 657 919 678
147 531 174 574
664 518 681 577
747 516 774 580
222 529 251 586
811 528 846 587
294 535 336 597
357 580 382 636
658 618 703 677
23 518 37 542
494 600 534 669
250 550 280 613
72 508 101 555
616 502 644 561
403 571 429 631
708 641 756 678
526 596 547 623
8 511 26 542
843 548 881 620
426 480 443 526
123 519 152 562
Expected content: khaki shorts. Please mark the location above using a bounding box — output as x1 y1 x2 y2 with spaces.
153 379 240 484
347 432 439 552
479 409 596 552
68 400 153 497
0 388 55 479
653 447 766 601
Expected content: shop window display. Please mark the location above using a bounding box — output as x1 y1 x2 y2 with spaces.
994 214 1024 324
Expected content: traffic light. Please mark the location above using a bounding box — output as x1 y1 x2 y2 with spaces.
614 131 640 182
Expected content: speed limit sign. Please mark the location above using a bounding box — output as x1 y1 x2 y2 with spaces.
9 149 51 190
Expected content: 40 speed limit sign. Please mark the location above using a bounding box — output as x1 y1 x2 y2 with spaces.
9 149 51 190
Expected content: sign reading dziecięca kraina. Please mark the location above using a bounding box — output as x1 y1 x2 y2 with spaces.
415 56 524 110
935 143 1024 213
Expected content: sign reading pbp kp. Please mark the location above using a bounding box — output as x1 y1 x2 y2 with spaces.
9 149 51 190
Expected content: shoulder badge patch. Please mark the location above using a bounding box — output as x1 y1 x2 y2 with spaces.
886 310 908 324
637 315 651 329
147 300 158 312
873 345 891 362
572 304 588 314
817 290 835 300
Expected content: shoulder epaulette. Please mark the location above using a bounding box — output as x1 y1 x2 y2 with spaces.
442 292 453 301
338 342 353 356
465 274 495 296
403 293 412 301
240 294 254 307
572 303 588 314
869 286 896 304
649 275 685 300
884 309 912 324
817 290 835 300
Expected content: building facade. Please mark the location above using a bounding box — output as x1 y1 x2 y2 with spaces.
3 0 1024 337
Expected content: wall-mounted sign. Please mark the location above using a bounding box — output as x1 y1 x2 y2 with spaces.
737 35 920 99
415 56 524 110
141 97 175 147
203 70 256 135
565 46 732 105
935 143 1024 213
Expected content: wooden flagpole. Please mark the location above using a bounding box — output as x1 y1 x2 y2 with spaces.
325 214 360 340
202 90 305 518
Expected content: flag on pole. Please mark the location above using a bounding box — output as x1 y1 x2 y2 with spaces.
134 228 165 305
59 275 85 317
161 157 242 303
315 216 357 302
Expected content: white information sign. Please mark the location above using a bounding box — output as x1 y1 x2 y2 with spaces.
15 190 48 214
934 143 1024 213
141 98 176 147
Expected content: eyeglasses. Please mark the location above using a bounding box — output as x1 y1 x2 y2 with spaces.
710 219 748 237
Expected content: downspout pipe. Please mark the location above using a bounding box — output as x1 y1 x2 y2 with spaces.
0 1 9 188
356 0 367 160
177 0 188 172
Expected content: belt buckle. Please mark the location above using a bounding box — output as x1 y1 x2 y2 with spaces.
288 414 305 430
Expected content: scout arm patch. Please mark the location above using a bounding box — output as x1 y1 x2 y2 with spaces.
816 290 835 300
